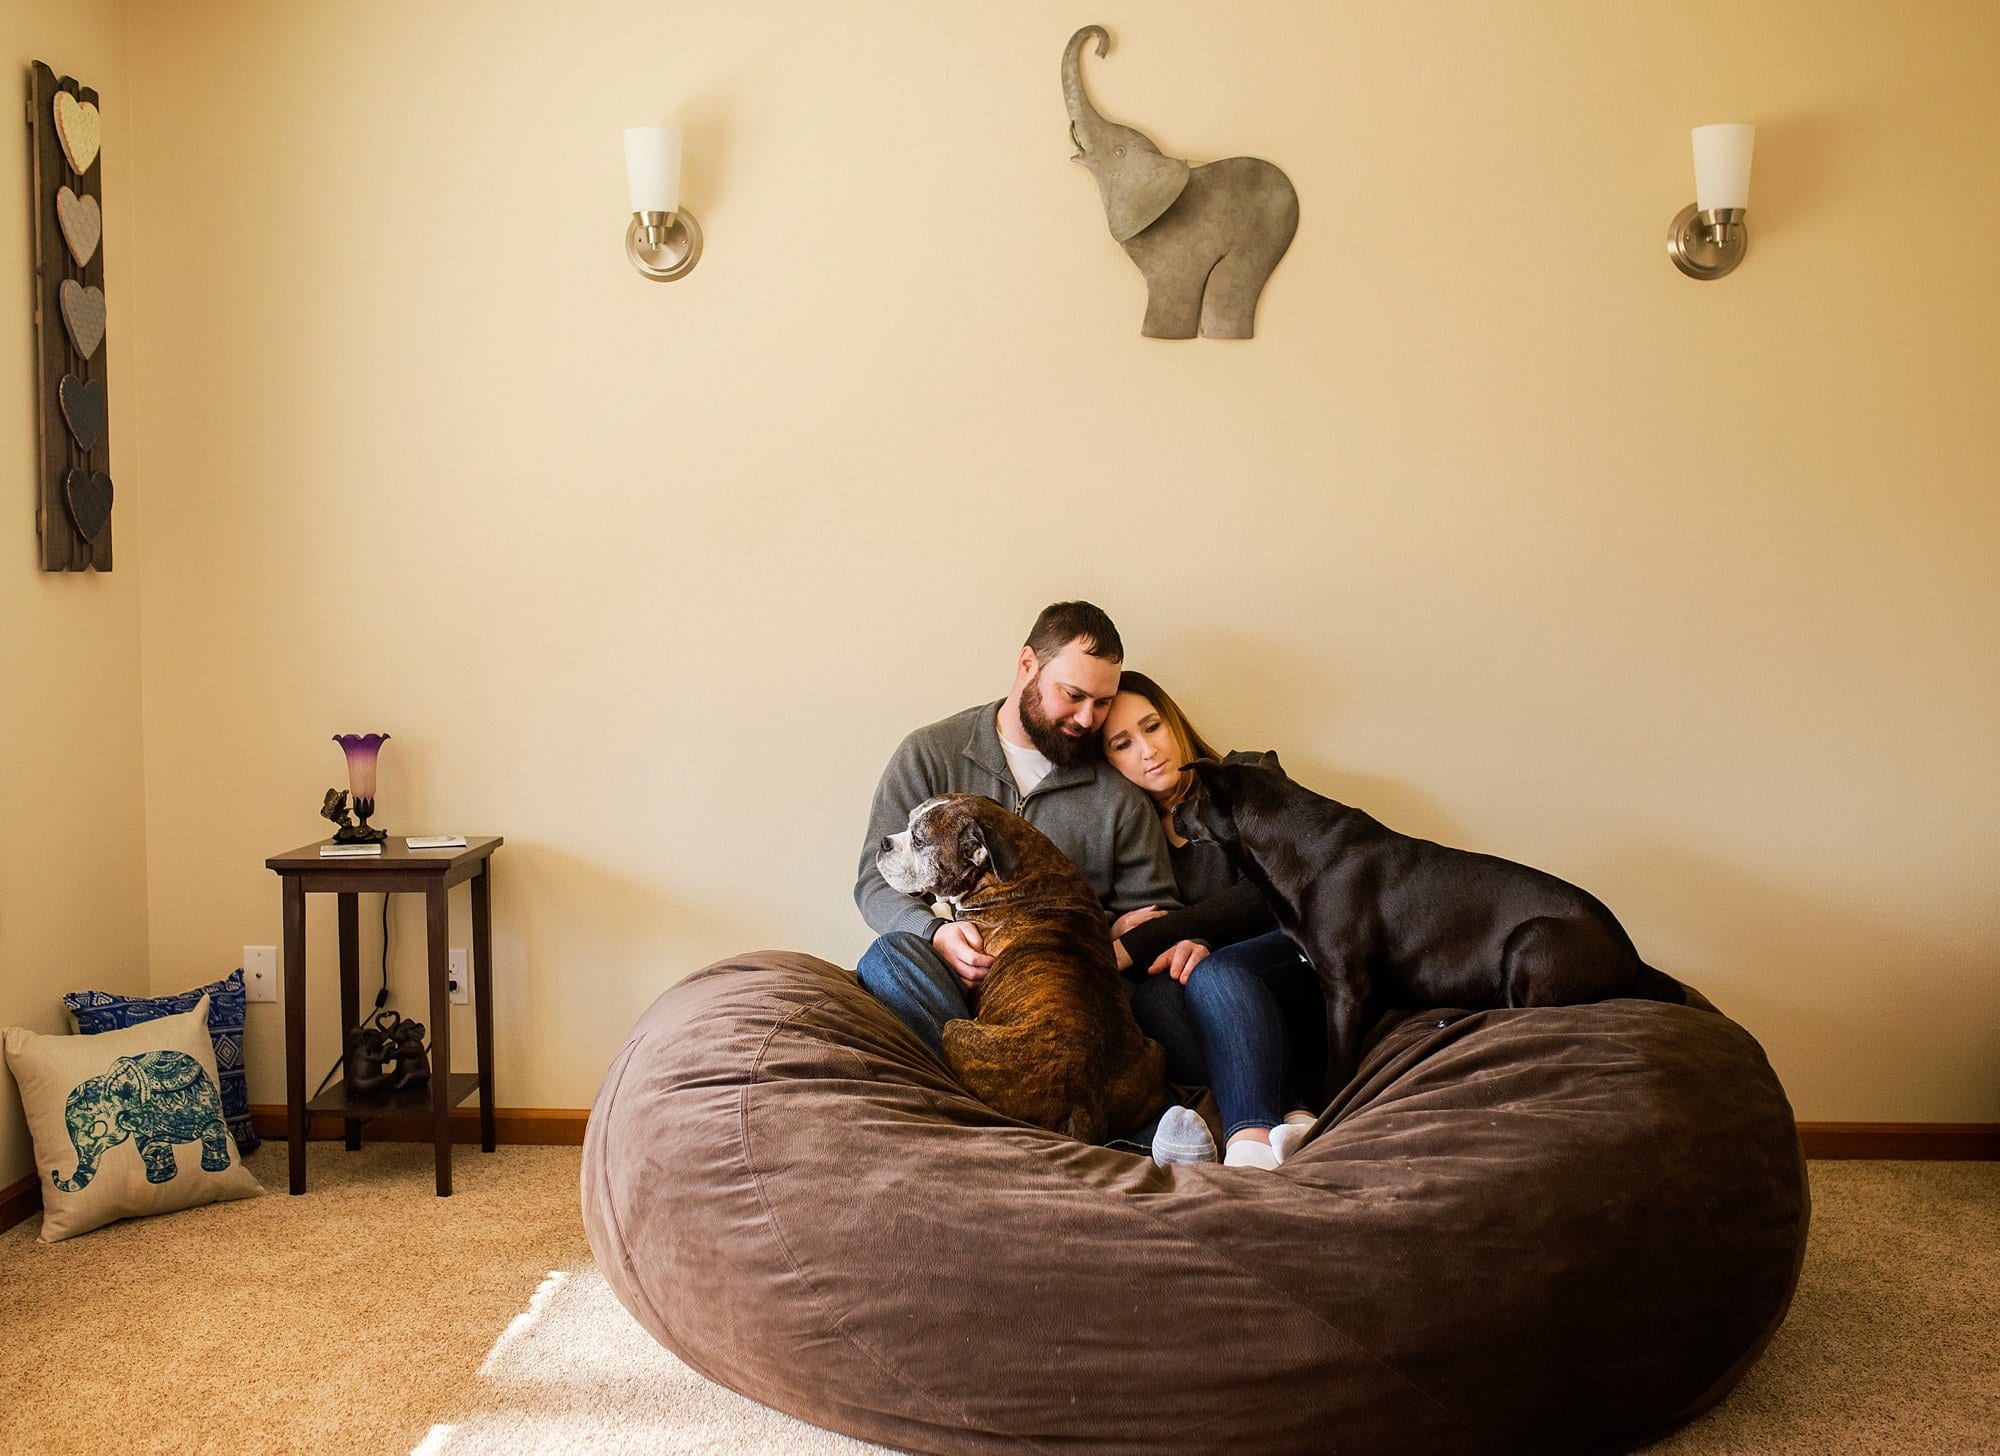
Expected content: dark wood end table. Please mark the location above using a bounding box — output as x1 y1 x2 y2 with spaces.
265 836 503 1196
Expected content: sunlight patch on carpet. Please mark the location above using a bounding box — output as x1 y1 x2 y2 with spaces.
415 1262 881 1454
476 1270 570 1378
410 1424 458 1456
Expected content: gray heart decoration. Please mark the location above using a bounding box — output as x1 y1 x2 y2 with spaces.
59 280 106 359
59 374 107 451
64 468 114 543
56 186 101 267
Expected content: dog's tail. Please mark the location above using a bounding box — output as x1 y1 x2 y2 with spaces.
1632 961 1688 1005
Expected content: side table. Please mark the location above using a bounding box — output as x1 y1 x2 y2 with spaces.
264 836 503 1196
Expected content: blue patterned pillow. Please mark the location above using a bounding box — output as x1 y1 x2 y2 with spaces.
65 969 259 1153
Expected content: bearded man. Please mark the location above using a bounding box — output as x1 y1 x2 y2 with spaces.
853 601 1200 1073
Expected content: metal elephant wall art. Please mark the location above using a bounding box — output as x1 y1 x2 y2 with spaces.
1062 25 1299 340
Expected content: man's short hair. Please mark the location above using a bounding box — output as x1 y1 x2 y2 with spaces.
1025 601 1123 666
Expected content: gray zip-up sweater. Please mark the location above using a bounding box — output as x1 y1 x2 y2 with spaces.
855 700 1181 940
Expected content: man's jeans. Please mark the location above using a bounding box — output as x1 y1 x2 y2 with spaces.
854 931 975 1064
858 930 1324 1142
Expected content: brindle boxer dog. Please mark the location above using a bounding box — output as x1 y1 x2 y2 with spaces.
875 793 1167 1143
1174 754 1686 1097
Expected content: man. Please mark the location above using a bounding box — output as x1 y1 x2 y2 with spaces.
854 601 1198 1066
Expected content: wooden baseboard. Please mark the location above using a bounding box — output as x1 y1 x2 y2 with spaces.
1795 1122 2000 1160
4 1118 1992 1238
2 1175 39 1238
248 1104 589 1147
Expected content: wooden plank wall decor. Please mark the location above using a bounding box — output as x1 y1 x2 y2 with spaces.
28 61 113 572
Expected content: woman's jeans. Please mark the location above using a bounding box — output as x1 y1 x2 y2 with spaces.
855 928 1323 1142
1176 930 1325 1138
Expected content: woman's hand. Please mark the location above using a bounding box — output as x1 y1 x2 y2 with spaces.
1110 905 1167 939
1110 906 1167 973
1148 940 1211 984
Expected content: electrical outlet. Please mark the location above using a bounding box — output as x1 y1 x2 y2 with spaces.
245 946 278 1002
448 948 469 1005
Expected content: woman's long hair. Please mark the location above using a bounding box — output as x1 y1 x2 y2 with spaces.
1114 670 1225 772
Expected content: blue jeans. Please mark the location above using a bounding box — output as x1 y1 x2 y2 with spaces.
1178 930 1324 1139
855 931 971 1063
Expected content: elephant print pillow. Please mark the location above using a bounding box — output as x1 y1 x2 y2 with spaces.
3 995 262 1242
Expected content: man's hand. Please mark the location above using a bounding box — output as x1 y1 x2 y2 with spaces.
1148 939 1210 984
932 920 994 989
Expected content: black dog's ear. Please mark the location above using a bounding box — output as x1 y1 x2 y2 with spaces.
1222 748 1284 775
1183 758 1232 800
964 820 1020 883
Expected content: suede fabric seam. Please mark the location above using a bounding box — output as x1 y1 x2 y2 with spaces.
742 993 1055 1455
1114 1173 1488 1449
583 1036 676 1339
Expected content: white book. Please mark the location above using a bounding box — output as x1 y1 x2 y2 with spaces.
320 842 383 857
405 835 468 850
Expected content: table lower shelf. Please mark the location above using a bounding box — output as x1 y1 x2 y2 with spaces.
305 1071 482 1119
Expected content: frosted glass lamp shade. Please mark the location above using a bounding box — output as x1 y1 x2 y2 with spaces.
624 127 682 216
333 732 390 805
1691 124 1755 213
621 123 702 281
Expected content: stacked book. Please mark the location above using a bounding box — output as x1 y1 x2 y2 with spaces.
317 836 466 857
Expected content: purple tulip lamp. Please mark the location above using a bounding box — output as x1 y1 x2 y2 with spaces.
326 732 391 843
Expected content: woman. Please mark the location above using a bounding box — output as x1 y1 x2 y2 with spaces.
1104 672 1325 1170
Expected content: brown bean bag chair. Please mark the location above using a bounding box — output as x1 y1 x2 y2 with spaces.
581 951 1807 1456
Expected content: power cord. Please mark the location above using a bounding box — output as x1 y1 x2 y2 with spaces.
309 894 393 1100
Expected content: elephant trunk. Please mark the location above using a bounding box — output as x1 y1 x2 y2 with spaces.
1062 25 1111 148
53 1154 97 1194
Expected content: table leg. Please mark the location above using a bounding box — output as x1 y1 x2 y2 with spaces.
337 892 362 1151
471 859 496 1154
426 881 453 1196
283 874 307 1195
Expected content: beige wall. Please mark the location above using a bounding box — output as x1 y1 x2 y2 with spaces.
106 1 1997 1126
1 0 148 1191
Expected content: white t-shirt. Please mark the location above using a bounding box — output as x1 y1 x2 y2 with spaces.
997 731 1054 799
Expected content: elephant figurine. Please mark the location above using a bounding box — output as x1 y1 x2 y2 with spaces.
1063 24 1299 340
52 1050 233 1193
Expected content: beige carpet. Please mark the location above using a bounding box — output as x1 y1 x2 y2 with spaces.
1 1145 1994 1454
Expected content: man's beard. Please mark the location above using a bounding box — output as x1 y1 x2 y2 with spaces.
1020 669 1096 767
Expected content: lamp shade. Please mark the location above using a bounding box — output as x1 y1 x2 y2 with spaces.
624 126 682 215
333 732 390 805
1691 123 1755 212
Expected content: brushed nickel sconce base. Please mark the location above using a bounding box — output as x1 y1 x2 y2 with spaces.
1668 204 1747 280
627 209 703 281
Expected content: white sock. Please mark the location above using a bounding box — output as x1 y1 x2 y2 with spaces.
1270 1110 1318 1163
1223 1136 1280 1170
1151 1104 1217 1166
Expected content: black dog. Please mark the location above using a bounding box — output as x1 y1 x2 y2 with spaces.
1174 753 1685 1096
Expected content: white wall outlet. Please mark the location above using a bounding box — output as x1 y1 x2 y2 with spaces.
244 946 278 1002
448 948 469 1005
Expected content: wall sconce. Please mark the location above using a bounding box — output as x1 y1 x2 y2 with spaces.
1668 123 1755 280
624 126 703 282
